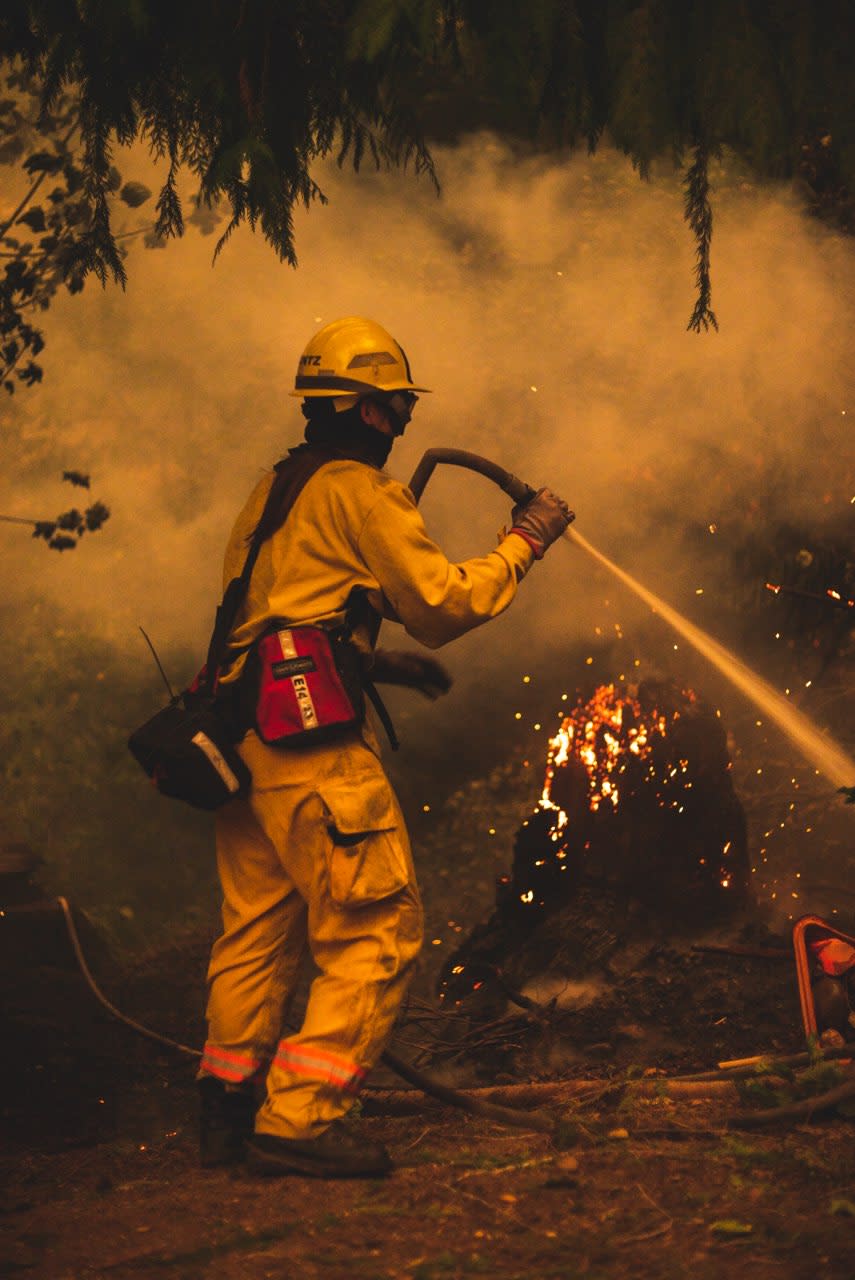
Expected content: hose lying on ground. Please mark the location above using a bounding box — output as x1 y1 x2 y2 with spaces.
55 897 554 1132
54 898 854 1133
57 896 200 1057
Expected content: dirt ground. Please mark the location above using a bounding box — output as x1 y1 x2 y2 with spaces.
2 927 854 1280
3 1088 854 1280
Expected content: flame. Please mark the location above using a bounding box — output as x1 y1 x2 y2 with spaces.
541 683 676 815
530 682 742 899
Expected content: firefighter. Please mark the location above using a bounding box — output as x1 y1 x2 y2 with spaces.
199 316 573 1177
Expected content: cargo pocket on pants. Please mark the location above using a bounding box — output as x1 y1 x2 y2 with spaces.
317 773 409 907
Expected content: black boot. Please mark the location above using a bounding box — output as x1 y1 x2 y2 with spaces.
198 1076 257 1167
246 1121 393 1179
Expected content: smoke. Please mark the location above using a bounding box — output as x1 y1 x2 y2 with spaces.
1 135 853 767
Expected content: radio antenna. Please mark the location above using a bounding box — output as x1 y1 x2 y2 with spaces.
139 626 177 700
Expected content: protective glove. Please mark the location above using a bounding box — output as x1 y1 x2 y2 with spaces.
510 487 575 559
371 649 454 700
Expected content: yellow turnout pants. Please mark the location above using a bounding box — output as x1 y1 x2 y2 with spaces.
201 730 423 1140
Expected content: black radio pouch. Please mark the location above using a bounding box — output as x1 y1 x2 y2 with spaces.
128 694 251 811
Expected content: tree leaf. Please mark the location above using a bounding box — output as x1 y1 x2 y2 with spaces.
84 501 110 531
22 151 63 176
48 534 78 551
17 207 46 232
119 180 152 207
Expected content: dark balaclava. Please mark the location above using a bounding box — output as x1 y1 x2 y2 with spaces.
301 399 393 468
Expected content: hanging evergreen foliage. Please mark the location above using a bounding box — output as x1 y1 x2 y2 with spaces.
1 2 853 333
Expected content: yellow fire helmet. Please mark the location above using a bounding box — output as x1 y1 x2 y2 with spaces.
292 316 431 398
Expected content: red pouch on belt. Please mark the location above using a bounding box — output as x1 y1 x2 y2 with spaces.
250 622 366 747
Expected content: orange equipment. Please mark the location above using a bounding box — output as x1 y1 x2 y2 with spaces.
792 913 855 1041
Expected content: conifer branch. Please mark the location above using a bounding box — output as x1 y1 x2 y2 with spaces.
684 139 718 334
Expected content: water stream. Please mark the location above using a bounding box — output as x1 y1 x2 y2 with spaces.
565 528 855 791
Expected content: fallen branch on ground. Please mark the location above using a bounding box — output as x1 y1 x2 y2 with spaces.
690 943 791 961
682 1045 853 1081
379 1049 554 1132
363 1074 740 1119
728 1078 855 1129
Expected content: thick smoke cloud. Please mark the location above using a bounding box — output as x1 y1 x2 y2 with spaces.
1 137 852 730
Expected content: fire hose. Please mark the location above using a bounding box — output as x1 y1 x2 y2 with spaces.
408 447 537 508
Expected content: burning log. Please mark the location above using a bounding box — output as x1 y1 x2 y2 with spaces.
440 679 750 1007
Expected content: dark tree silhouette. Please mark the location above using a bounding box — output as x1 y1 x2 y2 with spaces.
0 471 110 551
1 1 853 351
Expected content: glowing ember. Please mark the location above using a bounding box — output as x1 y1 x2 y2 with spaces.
527 681 746 901
541 683 676 816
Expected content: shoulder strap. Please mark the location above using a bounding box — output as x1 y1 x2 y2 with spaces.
202 502 269 690
203 444 370 692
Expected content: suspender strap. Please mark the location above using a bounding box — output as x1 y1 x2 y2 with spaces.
342 585 399 752
204 446 347 692
364 680 400 752
203 506 268 691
